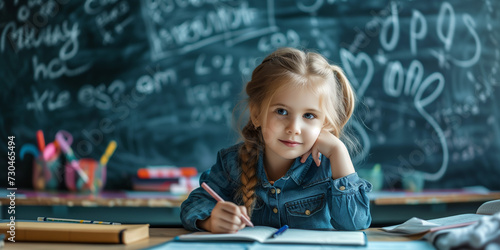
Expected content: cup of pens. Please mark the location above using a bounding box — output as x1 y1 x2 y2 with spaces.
65 158 106 192
20 131 64 191
56 130 117 193
33 156 62 190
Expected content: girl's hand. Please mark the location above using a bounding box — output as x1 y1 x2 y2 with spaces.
197 201 248 233
300 129 341 166
300 129 355 179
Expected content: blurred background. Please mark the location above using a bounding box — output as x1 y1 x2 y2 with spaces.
1 0 499 226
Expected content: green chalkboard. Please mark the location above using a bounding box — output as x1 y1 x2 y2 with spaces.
1 0 499 190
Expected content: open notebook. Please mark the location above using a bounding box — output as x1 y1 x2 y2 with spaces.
177 226 366 246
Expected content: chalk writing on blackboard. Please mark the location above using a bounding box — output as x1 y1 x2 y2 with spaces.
1 0 499 190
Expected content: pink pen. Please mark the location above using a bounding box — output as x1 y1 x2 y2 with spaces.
201 182 254 227
43 142 57 161
55 131 89 184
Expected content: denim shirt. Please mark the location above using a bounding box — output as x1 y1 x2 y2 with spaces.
181 143 372 231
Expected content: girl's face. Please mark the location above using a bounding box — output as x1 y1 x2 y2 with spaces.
260 86 325 168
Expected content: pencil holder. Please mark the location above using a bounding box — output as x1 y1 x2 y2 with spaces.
65 158 107 192
32 156 63 191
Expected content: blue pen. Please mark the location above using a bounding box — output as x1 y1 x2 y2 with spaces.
272 225 289 238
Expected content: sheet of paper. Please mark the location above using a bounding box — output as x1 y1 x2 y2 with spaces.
149 242 250 250
266 229 365 245
382 217 439 234
249 241 435 250
177 226 275 242
382 213 486 234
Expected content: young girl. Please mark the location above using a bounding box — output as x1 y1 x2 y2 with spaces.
181 47 372 233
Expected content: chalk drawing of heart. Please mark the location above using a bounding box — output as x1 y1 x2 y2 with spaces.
339 48 374 99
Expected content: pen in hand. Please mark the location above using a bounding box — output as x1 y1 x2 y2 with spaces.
201 182 254 228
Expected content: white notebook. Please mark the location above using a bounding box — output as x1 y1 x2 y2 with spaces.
177 226 366 246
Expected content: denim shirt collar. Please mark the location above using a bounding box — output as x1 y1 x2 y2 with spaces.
257 149 315 188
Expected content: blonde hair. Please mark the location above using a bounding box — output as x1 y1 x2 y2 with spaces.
235 47 357 216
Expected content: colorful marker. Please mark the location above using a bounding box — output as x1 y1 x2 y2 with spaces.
20 144 40 160
36 130 45 152
42 142 58 161
99 140 117 166
55 132 89 184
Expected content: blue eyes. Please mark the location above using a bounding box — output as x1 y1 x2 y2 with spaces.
276 108 288 115
303 113 315 119
275 108 316 119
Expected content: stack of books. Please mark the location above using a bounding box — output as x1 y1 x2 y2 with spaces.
131 166 198 193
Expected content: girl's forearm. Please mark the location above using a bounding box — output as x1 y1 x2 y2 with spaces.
328 144 355 179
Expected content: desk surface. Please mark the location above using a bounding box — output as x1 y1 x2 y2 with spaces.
4 227 430 250
370 189 500 205
0 190 188 207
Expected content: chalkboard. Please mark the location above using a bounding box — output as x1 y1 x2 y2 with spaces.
1 0 499 190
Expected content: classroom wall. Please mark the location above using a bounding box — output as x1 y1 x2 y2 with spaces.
1 0 499 190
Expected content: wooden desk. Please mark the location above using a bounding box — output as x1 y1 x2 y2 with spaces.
4 227 431 250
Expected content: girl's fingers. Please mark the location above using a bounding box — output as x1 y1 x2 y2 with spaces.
213 213 242 233
301 149 322 166
312 147 320 167
238 221 246 230
219 203 243 223
219 213 242 225
301 149 312 163
216 221 240 233
211 202 247 233
239 206 250 222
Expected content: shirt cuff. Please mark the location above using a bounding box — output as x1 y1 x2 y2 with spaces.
331 172 373 195
189 209 212 231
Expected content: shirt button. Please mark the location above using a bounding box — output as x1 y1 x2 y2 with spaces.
276 188 281 194
273 208 278 213
305 209 311 215
271 189 276 194
339 186 346 191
